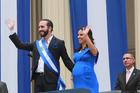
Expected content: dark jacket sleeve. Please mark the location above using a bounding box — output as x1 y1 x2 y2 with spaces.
60 41 74 72
9 33 33 51
136 70 140 90
114 74 121 90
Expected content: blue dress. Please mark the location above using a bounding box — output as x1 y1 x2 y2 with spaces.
72 48 99 93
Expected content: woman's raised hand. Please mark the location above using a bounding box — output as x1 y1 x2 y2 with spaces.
83 26 91 36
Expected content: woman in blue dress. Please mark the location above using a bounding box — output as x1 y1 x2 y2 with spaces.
72 27 99 93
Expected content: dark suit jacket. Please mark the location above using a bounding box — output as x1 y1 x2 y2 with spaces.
115 68 140 92
9 33 74 84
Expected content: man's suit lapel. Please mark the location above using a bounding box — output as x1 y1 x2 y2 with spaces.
48 36 57 50
122 71 127 87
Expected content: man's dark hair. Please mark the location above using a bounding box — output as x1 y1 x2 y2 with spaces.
41 19 53 31
124 52 135 59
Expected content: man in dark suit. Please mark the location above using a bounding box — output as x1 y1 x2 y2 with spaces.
115 52 140 93
7 19 74 93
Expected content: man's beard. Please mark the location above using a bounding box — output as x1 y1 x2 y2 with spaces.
40 31 48 37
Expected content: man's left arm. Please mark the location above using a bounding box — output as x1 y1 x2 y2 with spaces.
136 71 140 90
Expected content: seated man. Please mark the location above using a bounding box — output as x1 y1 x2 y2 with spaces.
114 52 140 93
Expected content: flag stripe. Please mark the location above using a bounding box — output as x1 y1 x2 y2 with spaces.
106 0 128 89
1 0 18 92
17 0 30 93
69 0 87 50
87 0 111 91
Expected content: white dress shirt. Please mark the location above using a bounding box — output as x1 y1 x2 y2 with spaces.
126 66 134 83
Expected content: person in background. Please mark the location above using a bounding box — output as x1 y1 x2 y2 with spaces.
115 52 140 93
6 19 74 93
72 27 99 93
0 81 8 93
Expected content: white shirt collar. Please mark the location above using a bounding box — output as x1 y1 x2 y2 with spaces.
126 66 134 73
47 35 53 45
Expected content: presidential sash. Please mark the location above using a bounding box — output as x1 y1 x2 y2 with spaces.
36 38 65 90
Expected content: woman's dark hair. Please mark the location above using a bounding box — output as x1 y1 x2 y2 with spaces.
77 27 95 51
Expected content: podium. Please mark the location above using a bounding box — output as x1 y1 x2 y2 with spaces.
39 89 140 93
100 90 140 93
39 88 90 93
100 90 121 93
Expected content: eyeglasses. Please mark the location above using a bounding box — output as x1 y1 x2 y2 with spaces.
123 57 133 60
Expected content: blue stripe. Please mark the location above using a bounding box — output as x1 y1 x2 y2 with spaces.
17 0 30 93
106 0 128 89
69 0 87 51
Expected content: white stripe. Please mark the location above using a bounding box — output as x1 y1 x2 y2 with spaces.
39 40 58 73
87 0 111 92
1 0 18 93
